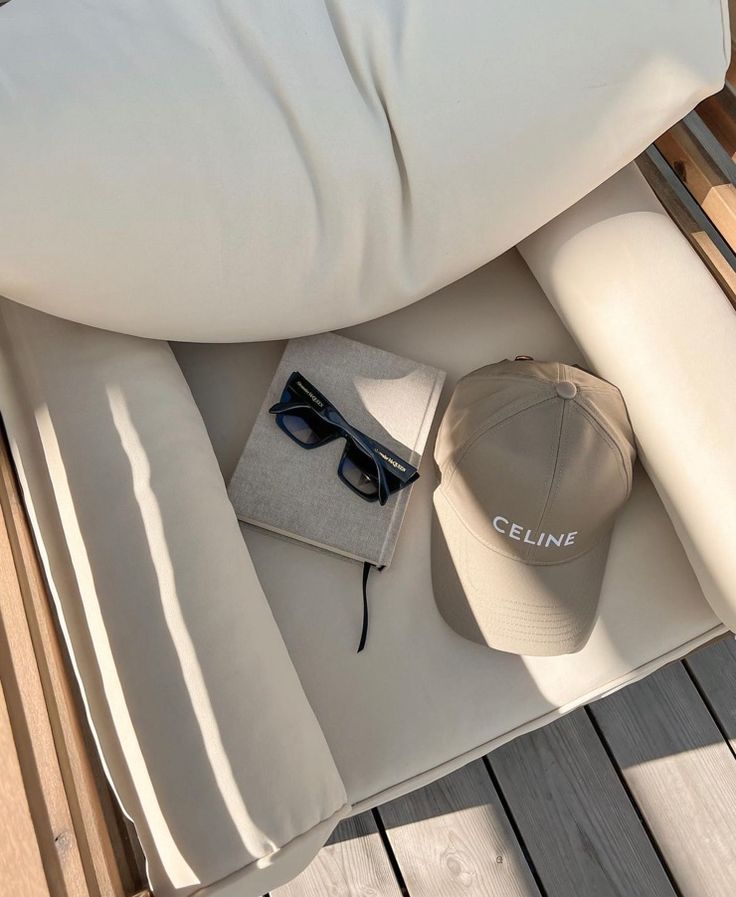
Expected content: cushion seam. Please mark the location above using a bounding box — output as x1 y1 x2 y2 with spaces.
189 802 352 897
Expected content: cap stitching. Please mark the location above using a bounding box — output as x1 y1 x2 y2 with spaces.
569 399 633 494
495 629 590 640
485 617 590 635
444 394 555 490
527 398 566 562
528 400 629 553
485 597 596 618
487 602 592 621
487 611 590 628
489 618 589 635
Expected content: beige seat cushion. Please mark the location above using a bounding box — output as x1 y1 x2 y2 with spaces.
173 248 724 807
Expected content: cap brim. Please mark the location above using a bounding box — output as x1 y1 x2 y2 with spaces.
432 488 609 656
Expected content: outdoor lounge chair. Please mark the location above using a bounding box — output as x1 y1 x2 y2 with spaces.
0 2 734 896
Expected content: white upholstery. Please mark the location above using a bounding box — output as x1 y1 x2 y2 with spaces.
174 227 724 809
0 0 729 341
0 301 349 897
520 164 736 633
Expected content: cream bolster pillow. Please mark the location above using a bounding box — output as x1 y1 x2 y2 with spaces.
0 300 349 897
0 0 728 342
519 163 736 632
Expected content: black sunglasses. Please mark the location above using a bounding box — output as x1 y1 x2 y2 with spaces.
269 371 419 506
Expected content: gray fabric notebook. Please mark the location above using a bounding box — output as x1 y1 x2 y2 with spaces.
228 332 445 567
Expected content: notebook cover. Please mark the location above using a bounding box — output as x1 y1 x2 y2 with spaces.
228 332 445 567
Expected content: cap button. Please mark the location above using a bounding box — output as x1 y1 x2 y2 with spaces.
556 380 577 399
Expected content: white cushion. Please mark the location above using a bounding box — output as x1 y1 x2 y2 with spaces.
0 0 728 341
173 236 724 809
520 163 736 637
0 300 349 897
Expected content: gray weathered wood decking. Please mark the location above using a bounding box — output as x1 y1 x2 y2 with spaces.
272 638 736 897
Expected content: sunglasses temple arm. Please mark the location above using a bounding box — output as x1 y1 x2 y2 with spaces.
356 430 419 483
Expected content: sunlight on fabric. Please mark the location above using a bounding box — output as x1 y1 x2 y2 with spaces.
353 370 429 448
108 386 277 860
35 403 199 889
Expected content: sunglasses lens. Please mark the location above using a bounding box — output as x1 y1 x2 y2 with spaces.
340 448 380 498
279 411 324 445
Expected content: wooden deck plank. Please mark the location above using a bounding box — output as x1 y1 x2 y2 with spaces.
685 637 736 748
271 811 403 897
489 709 677 897
377 759 541 897
590 663 736 897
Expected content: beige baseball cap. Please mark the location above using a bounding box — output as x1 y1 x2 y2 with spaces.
432 358 636 656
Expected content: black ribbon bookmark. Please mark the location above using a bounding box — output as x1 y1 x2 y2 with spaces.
357 562 372 653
